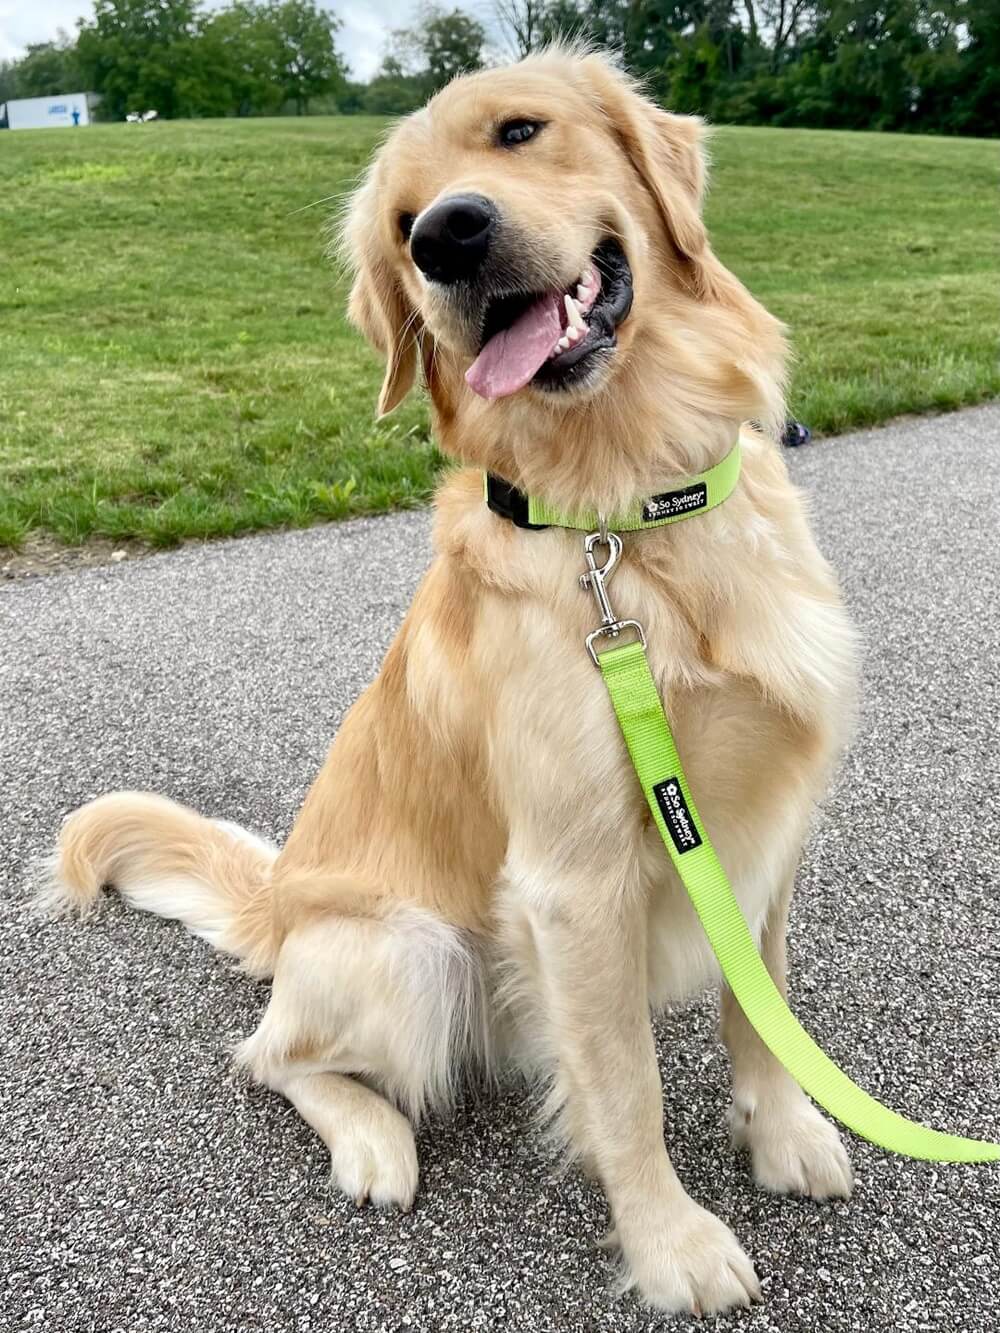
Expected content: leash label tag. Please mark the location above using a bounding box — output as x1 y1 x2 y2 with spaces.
653 778 703 855
643 482 708 523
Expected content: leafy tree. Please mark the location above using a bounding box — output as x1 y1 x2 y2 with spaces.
388 5 487 96
194 2 284 116
425 8 486 86
786 0 928 130
663 21 729 112
0 60 16 105
75 0 202 120
10 36 81 97
929 0 1000 136
523 0 741 82
266 0 347 114
533 0 593 45
72 0 345 119
190 0 346 118
362 74 428 115
359 49 428 114
380 27 426 78
335 80 367 114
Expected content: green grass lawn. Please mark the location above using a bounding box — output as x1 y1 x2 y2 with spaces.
2 117 997 549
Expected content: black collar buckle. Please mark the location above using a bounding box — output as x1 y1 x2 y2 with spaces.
485 474 549 530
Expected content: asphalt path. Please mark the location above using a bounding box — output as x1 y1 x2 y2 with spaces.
3 403 999 1332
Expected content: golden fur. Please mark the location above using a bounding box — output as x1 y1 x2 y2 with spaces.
41 49 859 1316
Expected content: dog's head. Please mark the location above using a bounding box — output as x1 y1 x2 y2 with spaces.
343 48 785 497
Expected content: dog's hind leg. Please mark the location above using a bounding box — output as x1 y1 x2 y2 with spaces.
238 902 487 1210
277 1071 418 1209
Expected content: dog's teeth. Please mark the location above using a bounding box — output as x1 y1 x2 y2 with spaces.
557 335 571 350
576 283 589 302
566 325 581 342
564 293 586 329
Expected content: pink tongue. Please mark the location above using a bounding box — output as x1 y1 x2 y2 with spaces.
465 292 562 400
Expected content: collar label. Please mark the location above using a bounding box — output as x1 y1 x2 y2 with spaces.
643 482 708 523
653 778 703 855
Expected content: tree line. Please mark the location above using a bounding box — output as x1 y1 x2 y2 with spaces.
0 0 348 120
1 0 996 135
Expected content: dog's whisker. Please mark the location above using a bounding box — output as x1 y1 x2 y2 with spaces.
288 191 348 219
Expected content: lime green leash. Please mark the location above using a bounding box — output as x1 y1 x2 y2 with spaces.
597 637 998 1163
491 438 999 1163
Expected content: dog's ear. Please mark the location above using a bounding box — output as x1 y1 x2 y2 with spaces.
344 174 419 418
578 56 717 299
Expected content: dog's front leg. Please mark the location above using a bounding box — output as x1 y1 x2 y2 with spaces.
513 859 760 1317
721 873 854 1200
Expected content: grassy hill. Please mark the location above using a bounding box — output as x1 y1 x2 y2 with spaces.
2 116 997 548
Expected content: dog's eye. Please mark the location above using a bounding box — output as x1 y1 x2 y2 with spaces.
498 119 542 148
398 212 415 242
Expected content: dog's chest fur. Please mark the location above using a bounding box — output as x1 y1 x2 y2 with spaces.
440 448 857 1004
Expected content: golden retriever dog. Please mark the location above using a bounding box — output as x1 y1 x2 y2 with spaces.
42 48 858 1317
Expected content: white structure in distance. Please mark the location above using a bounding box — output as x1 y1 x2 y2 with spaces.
1 94 96 130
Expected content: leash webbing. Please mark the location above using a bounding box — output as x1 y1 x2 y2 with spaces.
597 638 1000 1163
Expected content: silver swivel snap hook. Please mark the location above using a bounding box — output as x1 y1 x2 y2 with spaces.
580 527 647 667
580 529 623 627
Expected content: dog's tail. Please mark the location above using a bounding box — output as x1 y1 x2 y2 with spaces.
38 792 279 977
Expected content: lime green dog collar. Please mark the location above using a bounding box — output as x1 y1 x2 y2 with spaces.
485 438 741 532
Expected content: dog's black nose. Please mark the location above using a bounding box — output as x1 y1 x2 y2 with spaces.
410 194 496 284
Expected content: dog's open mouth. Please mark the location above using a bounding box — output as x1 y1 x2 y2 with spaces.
466 239 633 401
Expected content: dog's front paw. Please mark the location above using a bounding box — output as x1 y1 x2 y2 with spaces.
619 1201 761 1316
730 1091 853 1200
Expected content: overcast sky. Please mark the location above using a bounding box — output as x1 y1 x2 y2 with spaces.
0 1 497 79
